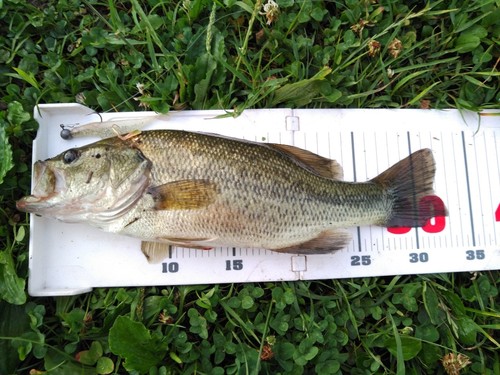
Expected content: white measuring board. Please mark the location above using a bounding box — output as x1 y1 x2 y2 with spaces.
27 104 500 296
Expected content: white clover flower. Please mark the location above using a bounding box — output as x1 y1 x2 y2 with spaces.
75 92 86 104
136 82 145 95
260 0 279 25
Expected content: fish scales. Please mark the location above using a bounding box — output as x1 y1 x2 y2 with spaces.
16 130 446 259
120 131 391 247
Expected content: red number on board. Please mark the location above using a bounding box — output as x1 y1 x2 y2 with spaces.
420 196 446 233
387 195 446 234
388 226 411 235
496 203 500 222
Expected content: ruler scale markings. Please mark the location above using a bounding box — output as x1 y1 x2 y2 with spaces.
436 131 451 248
457 130 470 248
461 131 477 247
421 131 446 251
371 132 380 254
488 131 494 246
447 132 459 248
450 132 467 247
349 132 357 182
315 131 319 155
491 130 500 245
495 128 500 244
327 131 331 162
350 132 363 253
496 129 500 245
429 132 453 248
474 132 485 246
343 130 354 186
389 131 414 249
339 131 357 253
359 132 374 253
337 132 342 176
380 132 390 252
362 132 368 180
344 133 357 250
474 132 491 247
469 130 487 247
406 131 421 250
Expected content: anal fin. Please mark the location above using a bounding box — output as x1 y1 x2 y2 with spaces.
272 229 351 254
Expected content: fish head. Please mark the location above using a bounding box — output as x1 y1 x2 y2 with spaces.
16 139 151 224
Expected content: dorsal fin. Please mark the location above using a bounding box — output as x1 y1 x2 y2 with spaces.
267 144 343 180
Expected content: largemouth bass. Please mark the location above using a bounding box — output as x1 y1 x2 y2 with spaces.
17 130 446 262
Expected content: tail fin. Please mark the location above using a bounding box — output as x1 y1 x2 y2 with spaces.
371 149 447 227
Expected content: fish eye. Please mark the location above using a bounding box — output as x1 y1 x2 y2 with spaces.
63 149 79 164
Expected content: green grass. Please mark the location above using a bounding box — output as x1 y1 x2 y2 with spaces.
0 0 499 374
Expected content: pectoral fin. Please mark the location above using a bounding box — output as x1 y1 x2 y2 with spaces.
268 144 343 180
272 229 351 254
148 179 218 210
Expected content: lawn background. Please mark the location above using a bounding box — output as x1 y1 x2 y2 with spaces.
0 0 499 374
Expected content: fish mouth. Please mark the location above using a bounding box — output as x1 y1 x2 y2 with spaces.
16 161 64 213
